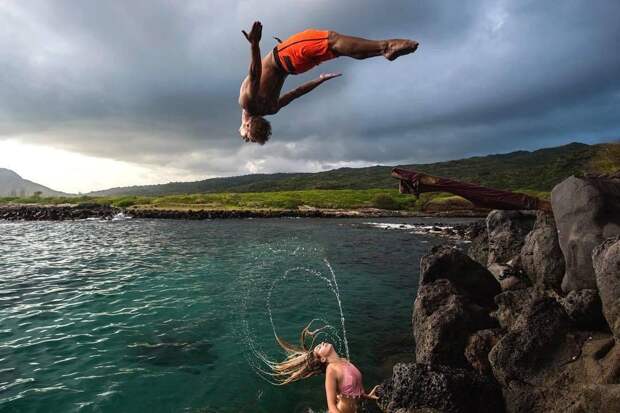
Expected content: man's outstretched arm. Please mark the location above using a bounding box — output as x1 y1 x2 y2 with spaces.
242 21 263 97
278 73 342 110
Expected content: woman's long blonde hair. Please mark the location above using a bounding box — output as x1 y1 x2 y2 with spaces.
269 322 328 385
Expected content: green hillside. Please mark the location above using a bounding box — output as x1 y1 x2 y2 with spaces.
89 142 619 196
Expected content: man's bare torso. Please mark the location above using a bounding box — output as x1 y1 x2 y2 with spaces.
239 52 287 116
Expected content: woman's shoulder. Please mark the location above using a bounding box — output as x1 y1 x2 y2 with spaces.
325 363 339 381
327 360 351 374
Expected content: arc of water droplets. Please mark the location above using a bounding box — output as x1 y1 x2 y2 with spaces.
323 258 349 360
266 261 349 359
240 254 350 385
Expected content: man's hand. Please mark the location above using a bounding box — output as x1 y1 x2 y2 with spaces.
319 72 342 81
242 21 262 44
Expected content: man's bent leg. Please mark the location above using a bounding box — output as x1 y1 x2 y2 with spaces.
328 32 387 59
328 31 418 61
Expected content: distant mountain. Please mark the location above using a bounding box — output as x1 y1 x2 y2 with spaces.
89 142 620 197
0 169 68 197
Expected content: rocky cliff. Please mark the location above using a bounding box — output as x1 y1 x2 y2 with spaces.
377 172 620 413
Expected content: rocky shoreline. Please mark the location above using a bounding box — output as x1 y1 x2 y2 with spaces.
376 174 620 413
0 203 122 221
0 204 487 221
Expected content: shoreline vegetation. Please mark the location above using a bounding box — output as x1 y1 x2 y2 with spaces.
0 188 546 220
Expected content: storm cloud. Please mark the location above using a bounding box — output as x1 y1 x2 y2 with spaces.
0 0 619 185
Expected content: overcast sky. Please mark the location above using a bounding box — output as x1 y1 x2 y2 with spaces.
0 0 619 193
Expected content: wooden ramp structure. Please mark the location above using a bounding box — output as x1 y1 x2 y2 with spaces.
391 168 551 211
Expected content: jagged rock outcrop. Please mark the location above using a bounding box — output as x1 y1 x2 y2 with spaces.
382 198 620 413
377 363 505 413
464 329 501 375
551 175 620 292
559 289 606 330
419 245 501 307
593 236 620 338
492 288 539 330
519 211 565 290
487 262 529 291
413 280 497 367
489 296 570 386
495 331 620 413
486 210 536 266
499 383 620 413
466 221 488 266
414 247 500 368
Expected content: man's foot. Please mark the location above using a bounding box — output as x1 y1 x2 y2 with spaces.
384 39 419 61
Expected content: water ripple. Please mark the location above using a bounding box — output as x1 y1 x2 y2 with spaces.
0 217 471 412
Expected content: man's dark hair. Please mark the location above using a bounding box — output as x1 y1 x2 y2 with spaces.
248 116 272 145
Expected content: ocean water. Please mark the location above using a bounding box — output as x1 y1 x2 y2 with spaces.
0 217 473 413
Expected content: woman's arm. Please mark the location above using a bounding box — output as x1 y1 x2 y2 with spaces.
325 366 342 413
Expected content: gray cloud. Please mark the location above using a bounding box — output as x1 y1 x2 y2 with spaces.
0 0 619 186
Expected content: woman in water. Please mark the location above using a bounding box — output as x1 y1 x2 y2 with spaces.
270 324 379 413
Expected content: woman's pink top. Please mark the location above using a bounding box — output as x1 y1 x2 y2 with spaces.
339 361 365 398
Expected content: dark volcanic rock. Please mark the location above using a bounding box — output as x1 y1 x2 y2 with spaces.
559 289 606 330
465 329 502 375
0 204 119 220
593 236 620 338
500 383 620 413
487 263 529 291
492 288 539 330
420 245 501 307
486 210 536 266
551 175 620 292
377 363 505 413
496 331 620 412
489 296 570 386
0 205 424 221
500 383 549 413
562 385 620 413
519 211 565 290
413 280 497 367
466 220 489 266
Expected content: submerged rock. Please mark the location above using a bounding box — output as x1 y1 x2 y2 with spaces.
486 210 536 266
551 175 620 292
519 211 565 290
593 236 620 338
377 363 505 413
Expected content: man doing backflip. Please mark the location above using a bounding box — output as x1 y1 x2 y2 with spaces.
238 21 419 144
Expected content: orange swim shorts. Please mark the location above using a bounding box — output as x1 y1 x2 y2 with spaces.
273 29 336 75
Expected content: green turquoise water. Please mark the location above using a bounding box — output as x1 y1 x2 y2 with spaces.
0 217 472 412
